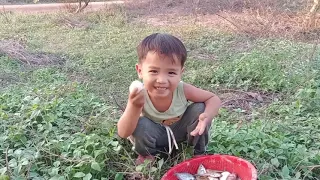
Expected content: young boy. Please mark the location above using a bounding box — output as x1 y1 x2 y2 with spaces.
117 33 221 165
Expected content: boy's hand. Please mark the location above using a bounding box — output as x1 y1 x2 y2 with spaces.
190 113 209 136
128 87 145 108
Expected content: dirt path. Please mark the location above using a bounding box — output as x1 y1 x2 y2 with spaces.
1 0 318 42
1 1 124 13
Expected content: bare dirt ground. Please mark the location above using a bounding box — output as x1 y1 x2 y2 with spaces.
1 1 124 13
124 0 320 42
0 0 110 5
1 0 319 42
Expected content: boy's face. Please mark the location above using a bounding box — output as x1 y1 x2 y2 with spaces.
136 51 184 99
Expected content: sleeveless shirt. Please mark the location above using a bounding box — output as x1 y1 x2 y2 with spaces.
142 81 189 125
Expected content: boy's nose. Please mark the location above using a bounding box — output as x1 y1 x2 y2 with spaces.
156 75 167 83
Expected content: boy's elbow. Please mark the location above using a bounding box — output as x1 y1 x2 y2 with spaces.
117 123 131 138
209 94 221 106
215 95 222 106
117 131 128 138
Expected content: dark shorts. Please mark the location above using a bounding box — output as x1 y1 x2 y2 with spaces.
131 102 212 156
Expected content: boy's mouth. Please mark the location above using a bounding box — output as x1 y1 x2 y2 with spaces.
155 87 167 90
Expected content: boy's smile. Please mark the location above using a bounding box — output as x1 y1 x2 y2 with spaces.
136 51 184 99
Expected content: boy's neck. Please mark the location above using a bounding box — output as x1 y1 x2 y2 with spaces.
148 91 173 101
147 91 174 111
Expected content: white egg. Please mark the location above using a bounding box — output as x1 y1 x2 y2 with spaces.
129 80 144 93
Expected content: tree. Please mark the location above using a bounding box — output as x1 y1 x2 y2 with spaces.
34 0 91 13
75 0 91 13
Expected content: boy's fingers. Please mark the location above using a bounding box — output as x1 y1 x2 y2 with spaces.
191 122 207 136
199 113 208 121
198 125 206 135
129 87 138 97
190 131 197 136
128 88 145 108
190 124 201 136
190 129 198 136
191 115 210 136
129 88 144 99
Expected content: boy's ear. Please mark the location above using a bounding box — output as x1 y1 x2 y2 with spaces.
181 67 185 74
135 63 143 79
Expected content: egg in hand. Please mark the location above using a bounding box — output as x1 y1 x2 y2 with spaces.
129 80 144 94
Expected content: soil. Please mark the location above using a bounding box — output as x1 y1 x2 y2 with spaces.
2 0 319 42
0 0 110 5
123 0 320 42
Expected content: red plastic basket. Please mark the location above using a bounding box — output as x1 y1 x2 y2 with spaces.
161 154 257 180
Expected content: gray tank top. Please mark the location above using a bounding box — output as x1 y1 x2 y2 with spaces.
142 81 189 124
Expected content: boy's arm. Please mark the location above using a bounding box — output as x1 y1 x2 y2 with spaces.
117 89 145 138
183 82 221 135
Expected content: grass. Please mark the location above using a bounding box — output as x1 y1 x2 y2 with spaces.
0 6 320 180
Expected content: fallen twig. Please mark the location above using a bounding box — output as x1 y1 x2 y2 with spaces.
193 0 200 24
302 165 320 169
1 5 11 23
5 147 12 176
236 120 243 130
215 13 245 33
112 93 125 112
309 39 319 61
218 88 248 94
109 162 136 172
40 148 92 163
26 161 34 179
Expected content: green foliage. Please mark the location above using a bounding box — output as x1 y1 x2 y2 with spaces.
184 37 317 93
0 69 126 179
209 115 320 179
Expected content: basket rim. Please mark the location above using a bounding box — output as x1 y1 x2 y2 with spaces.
161 154 258 180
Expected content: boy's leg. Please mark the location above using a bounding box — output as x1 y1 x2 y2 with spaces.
169 102 212 155
132 117 169 157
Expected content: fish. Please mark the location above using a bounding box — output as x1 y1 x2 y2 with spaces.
175 164 241 180
195 176 209 180
206 169 223 174
197 164 207 175
219 171 230 180
226 173 237 180
195 176 219 180
201 172 222 178
209 178 220 180
195 168 222 178
175 172 196 180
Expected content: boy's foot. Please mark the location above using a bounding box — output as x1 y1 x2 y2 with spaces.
193 151 208 158
135 155 155 165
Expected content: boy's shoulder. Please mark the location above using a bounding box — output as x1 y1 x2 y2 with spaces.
182 81 216 103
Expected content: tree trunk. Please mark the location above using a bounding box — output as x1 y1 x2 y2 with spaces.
75 0 91 13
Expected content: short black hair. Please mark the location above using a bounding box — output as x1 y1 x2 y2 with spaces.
137 33 187 67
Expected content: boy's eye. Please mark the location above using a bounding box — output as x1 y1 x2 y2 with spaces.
169 72 177 75
149 70 158 73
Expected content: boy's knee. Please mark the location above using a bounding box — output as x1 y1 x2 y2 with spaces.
132 117 160 156
184 103 205 125
132 117 150 137
188 102 205 113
